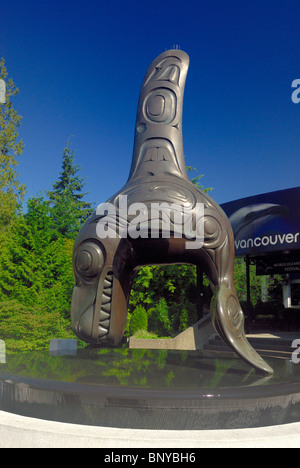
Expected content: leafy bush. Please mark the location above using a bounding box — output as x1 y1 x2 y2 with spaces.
132 330 160 339
129 305 148 336
148 298 172 337
0 300 76 353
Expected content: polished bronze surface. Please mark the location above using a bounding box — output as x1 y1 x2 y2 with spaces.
70 50 273 374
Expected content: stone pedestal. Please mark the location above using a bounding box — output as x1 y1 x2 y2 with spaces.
49 339 77 356
129 314 215 350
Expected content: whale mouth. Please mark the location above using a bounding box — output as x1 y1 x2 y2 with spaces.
97 271 114 342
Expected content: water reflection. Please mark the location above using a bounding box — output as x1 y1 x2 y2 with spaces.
1 346 299 391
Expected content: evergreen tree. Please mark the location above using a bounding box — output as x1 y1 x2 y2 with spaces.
0 194 78 353
129 305 148 336
47 140 93 238
0 300 75 353
0 58 26 232
148 298 172 337
0 196 74 312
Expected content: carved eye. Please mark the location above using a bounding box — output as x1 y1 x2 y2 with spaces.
75 241 104 278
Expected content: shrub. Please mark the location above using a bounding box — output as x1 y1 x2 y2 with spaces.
132 330 160 339
148 298 172 337
129 305 148 336
0 300 76 353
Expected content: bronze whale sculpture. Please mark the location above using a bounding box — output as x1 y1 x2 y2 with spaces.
71 49 273 374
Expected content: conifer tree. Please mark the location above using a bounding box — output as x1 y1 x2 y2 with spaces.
47 141 93 238
0 195 74 311
0 58 26 232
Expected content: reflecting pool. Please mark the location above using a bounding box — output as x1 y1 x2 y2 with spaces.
1 346 300 429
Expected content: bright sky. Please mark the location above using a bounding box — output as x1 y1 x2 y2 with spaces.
1 0 300 209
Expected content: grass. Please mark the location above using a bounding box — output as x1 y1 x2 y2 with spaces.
132 330 172 339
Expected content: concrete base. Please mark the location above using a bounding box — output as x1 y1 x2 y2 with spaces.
129 314 215 350
1 410 300 448
49 339 77 356
0 340 5 364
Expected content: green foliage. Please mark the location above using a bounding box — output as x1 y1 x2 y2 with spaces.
0 131 98 352
130 264 199 310
129 305 148 335
0 196 74 310
129 263 211 337
186 166 213 193
179 299 199 332
0 58 26 233
148 298 172 337
0 195 77 351
234 257 284 310
132 330 160 339
0 300 75 353
129 266 156 308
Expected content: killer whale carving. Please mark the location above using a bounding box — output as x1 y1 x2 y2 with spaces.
229 203 289 241
71 50 273 374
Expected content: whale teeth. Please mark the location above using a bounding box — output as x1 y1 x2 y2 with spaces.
103 279 112 288
101 302 111 313
99 310 110 321
101 293 111 304
99 319 110 328
98 271 114 342
98 325 108 337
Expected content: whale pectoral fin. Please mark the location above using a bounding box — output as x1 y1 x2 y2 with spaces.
210 285 274 374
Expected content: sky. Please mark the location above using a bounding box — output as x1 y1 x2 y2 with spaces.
1 0 300 210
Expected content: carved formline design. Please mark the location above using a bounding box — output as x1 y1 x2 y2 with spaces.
129 52 189 183
71 50 273 375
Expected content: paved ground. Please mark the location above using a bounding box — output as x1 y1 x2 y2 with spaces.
1 409 300 448
247 331 300 340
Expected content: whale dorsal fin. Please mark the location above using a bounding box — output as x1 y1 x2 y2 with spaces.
128 50 190 182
